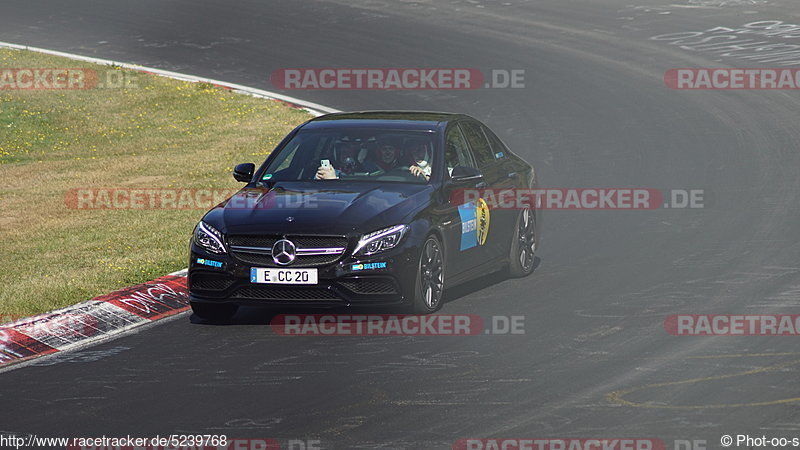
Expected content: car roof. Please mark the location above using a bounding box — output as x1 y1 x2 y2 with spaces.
302 111 475 131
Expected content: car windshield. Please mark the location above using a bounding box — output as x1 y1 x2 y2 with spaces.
258 128 437 184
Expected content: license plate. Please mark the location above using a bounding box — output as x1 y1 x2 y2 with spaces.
250 267 318 285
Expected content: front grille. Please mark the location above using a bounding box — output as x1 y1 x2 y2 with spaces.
231 252 274 266
232 286 339 300
228 235 277 248
228 235 347 249
190 275 234 291
229 234 349 267
291 236 348 248
230 252 344 267
339 278 397 295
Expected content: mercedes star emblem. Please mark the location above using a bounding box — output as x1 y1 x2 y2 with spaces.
272 239 297 266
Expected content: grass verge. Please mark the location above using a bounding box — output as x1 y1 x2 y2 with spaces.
0 48 311 319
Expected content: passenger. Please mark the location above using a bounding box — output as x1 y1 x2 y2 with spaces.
406 140 432 180
316 140 362 179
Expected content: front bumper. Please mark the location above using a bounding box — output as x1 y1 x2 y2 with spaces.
188 242 419 308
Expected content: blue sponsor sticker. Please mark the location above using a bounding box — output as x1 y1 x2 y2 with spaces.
458 198 490 251
351 262 388 271
196 258 223 268
458 202 478 250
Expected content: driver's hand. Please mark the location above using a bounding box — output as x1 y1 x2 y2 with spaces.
409 165 428 179
316 165 337 180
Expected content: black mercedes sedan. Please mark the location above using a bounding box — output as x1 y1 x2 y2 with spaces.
188 111 538 319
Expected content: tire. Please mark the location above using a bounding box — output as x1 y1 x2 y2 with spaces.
507 208 537 278
411 234 445 314
191 301 238 322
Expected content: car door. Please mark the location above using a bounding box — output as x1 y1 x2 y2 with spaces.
459 120 515 262
439 122 488 278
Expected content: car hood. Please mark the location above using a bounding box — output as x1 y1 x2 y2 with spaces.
204 181 433 235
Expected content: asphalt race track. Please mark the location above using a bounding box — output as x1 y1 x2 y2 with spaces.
3 0 800 448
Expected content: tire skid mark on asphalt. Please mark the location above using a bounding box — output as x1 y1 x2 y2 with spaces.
606 354 800 409
202 417 284 430
573 325 624 342
356 350 484 375
26 346 130 366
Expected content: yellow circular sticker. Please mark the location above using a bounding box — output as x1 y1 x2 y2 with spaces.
476 198 491 245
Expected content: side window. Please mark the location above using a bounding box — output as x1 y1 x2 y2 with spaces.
444 125 476 176
460 121 494 166
482 125 508 160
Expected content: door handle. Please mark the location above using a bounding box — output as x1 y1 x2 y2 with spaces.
475 181 488 189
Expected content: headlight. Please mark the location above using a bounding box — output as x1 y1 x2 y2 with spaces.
193 221 227 254
354 225 408 256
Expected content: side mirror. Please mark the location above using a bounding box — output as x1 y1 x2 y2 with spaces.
450 165 483 183
233 163 255 183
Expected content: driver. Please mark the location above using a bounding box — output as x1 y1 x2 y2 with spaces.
316 140 362 180
364 138 403 173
